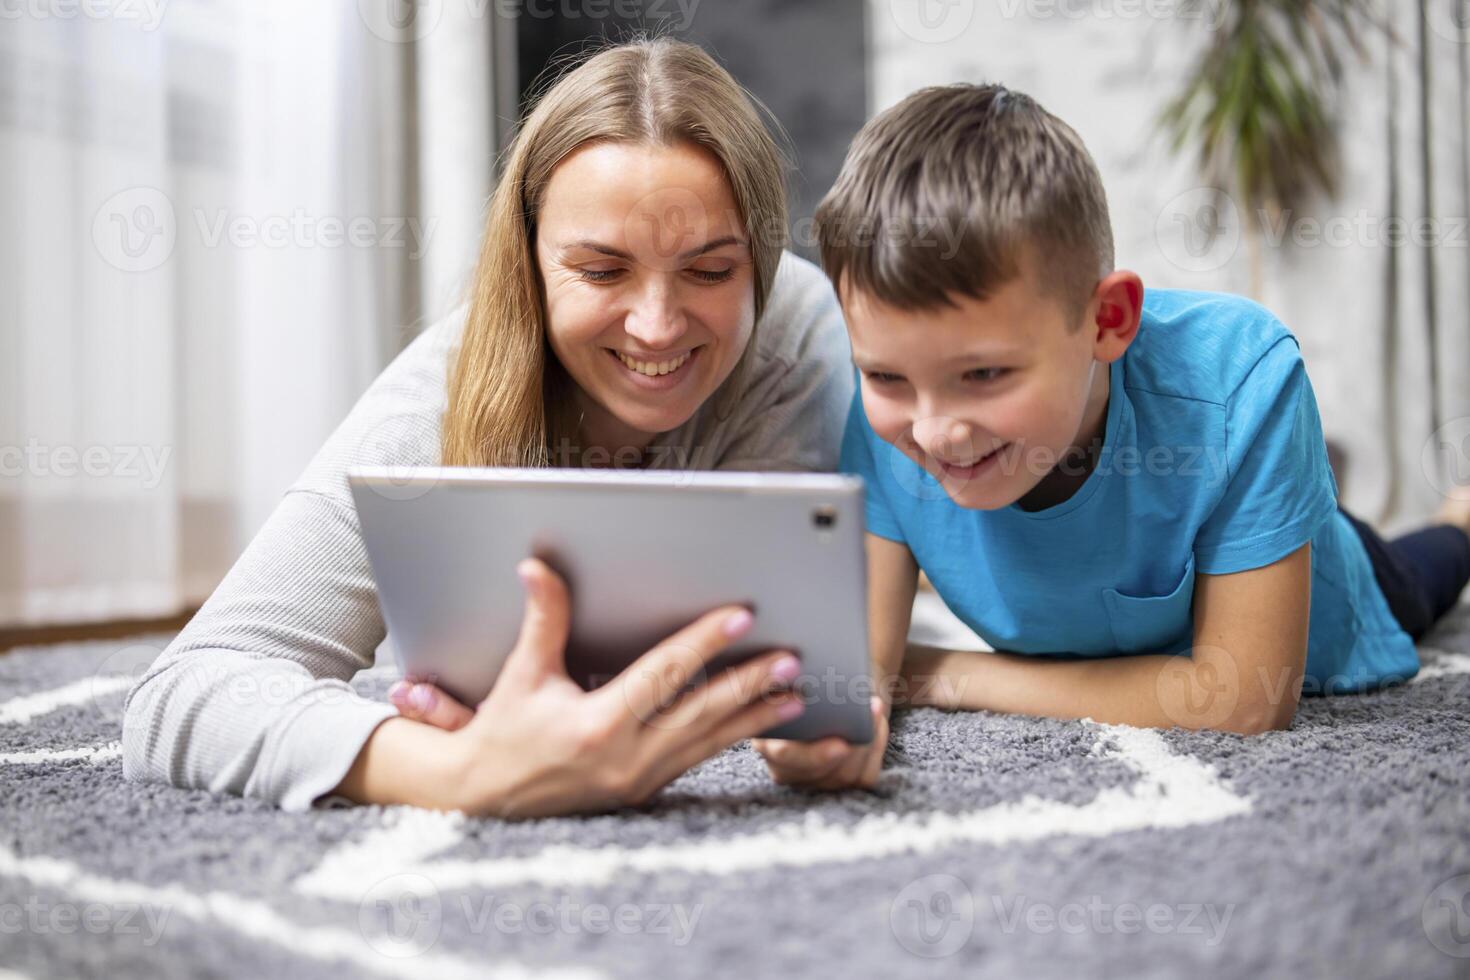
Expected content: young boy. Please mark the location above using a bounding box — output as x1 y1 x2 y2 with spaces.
752 83 1470 790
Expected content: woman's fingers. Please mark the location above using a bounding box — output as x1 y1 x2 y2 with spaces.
613 650 804 804
388 681 475 731
609 604 757 725
649 648 802 737
650 691 809 793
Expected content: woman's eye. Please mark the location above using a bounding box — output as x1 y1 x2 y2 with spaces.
688 267 735 283
578 268 623 283
965 367 1010 383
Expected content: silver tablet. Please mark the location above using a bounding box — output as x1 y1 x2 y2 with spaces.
349 466 874 744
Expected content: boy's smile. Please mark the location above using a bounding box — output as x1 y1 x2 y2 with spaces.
843 256 1138 512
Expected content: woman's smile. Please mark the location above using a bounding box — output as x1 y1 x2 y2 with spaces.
607 345 703 390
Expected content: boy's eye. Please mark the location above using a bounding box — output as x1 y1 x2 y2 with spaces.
965 367 1010 383
865 371 903 385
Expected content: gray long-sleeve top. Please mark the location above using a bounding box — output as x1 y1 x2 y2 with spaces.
121 252 854 811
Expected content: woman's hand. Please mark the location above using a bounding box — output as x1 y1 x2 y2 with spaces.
411 557 804 818
751 697 889 791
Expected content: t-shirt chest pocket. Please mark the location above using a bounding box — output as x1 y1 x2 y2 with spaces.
1101 554 1197 653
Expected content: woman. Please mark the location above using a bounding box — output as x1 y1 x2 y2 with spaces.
121 38 855 818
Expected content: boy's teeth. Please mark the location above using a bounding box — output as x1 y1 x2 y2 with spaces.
616 351 690 377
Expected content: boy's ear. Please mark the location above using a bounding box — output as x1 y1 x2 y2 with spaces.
1089 271 1144 362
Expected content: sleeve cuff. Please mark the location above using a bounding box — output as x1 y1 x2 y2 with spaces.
1194 497 1336 576
864 507 906 544
265 691 402 812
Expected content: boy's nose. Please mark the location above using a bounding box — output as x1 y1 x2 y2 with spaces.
912 415 978 462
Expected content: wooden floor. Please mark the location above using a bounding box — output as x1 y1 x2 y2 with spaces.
0 609 198 654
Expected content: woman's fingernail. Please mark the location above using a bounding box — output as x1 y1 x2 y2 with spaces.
388 681 410 705
769 654 801 685
409 684 436 713
723 608 754 638
776 698 805 721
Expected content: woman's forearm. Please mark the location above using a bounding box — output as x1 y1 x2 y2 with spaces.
330 717 469 810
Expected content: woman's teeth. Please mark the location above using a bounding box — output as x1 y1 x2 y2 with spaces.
615 350 691 377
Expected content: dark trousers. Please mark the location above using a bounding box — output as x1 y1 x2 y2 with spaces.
1339 508 1470 640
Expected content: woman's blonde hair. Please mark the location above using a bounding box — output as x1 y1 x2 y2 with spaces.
440 37 789 468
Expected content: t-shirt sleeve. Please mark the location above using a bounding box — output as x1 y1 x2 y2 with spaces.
1192 335 1338 575
838 388 907 543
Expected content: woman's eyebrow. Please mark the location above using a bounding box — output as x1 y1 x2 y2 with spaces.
561 235 748 262
678 235 748 259
562 241 634 260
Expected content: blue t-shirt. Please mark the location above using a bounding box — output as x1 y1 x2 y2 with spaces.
841 289 1419 694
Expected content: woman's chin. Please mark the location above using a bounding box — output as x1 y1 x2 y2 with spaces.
588 365 717 441
603 401 699 441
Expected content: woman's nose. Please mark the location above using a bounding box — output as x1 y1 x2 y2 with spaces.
624 284 688 350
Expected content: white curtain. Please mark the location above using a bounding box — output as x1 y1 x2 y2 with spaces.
0 0 498 628
869 0 1470 534
1375 1 1470 532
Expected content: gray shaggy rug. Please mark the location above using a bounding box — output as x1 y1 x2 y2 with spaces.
2 596 1469 979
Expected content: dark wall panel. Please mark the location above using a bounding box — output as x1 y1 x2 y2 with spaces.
514 0 868 260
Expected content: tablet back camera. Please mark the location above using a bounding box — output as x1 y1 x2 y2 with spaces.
812 505 837 536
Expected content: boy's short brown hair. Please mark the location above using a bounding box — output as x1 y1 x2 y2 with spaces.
816 84 1113 323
